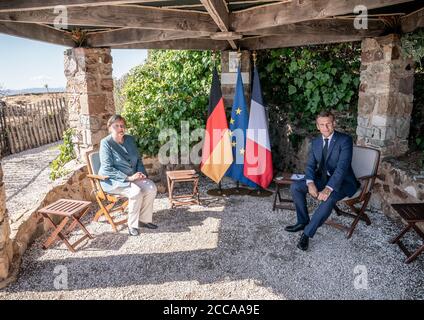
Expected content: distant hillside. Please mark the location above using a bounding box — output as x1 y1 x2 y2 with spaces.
2 92 66 106
3 87 65 96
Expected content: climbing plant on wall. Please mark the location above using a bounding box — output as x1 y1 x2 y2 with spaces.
255 43 361 171
257 43 361 136
402 29 424 153
401 28 424 65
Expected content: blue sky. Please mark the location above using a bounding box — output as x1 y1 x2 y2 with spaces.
0 34 147 90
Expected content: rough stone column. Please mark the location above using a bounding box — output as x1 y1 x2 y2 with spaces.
64 48 115 160
357 34 415 158
221 50 251 110
0 162 13 282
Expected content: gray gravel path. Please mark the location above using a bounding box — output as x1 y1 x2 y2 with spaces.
2 142 61 223
0 177 423 300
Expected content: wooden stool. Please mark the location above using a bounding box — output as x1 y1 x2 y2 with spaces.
390 203 424 264
166 170 200 208
38 199 94 252
272 173 299 211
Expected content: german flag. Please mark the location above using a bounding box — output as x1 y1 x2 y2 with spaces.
200 68 233 183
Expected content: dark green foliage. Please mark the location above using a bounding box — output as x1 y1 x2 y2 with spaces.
258 43 361 136
122 50 219 156
50 128 76 180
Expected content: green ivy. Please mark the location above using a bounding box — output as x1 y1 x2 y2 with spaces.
403 29 424 154
258 43 361 135
401 28 424 65
49 128 76 180
122 50 219 156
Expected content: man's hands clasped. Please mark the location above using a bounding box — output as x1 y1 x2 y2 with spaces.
307 182 332 202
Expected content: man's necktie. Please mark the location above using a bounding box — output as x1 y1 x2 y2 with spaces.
320 138 329 184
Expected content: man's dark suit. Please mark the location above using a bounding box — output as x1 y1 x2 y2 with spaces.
290 130 359 238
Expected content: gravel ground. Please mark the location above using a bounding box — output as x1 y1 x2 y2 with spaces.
0 176 423 300
2 142 61 223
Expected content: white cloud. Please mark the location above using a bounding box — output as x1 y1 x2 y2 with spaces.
31 75 53 81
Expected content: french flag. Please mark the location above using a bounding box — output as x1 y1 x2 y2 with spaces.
244 66 274 188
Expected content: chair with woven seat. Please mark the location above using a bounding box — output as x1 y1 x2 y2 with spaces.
326 145 380 239
85 150 128 232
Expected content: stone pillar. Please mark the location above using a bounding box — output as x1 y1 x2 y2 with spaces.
357 34 414 158
64 48 115 160
0 162 12 282
221 50 251 110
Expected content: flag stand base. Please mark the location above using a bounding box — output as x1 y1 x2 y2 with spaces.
207 188 233 197
226 187 251 196
249 189 273 197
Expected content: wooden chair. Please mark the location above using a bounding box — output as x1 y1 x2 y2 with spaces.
85 150 128 232
326 146 380 239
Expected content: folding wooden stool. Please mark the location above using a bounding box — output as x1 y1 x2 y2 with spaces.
38 199 94 252
166 170 200 208
390 203 424 264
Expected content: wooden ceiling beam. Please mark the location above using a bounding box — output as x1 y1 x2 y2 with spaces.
112 38 230 50
86 28 211 47
0 21 74 46
242 19 387 37
0 1 169 12
232 0 415 32
200 0 237 49
0 5 219 32
240 33 364 50
0 0 284 12
401 6 424 33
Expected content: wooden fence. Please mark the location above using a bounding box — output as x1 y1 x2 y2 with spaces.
0 97 67 157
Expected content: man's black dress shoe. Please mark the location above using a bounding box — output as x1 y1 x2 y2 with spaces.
128 227 140 236
297 233 309 251
284 223 306 233
139 222 158 229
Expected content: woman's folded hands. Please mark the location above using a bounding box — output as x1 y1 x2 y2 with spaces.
127 172 146 182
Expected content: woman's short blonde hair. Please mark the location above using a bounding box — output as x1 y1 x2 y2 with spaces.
107 114 126 128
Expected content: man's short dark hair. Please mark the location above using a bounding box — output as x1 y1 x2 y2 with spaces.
316 111 335 121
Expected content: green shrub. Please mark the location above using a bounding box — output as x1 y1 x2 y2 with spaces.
122 50 219 157
50 128 76 180
258 43 361 135
401 28 424 65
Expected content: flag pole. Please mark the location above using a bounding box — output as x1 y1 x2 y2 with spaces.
204 50 234 197
247 51 273 198
252 50 257 67
229 48 250 196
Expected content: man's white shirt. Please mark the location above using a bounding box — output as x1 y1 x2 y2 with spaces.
306 132 335 191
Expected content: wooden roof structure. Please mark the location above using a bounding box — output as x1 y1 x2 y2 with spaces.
0 1 423 50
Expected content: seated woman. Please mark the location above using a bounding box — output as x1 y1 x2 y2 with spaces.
99 114 158 236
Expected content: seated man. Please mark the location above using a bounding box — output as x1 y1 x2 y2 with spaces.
287 111 359 251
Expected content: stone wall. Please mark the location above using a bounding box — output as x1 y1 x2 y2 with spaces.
270 110 357 173
221 50 251 110
356 34 415 158
371 159 424 230
0 161 92 288
64 48 115 161
0 163 13 284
